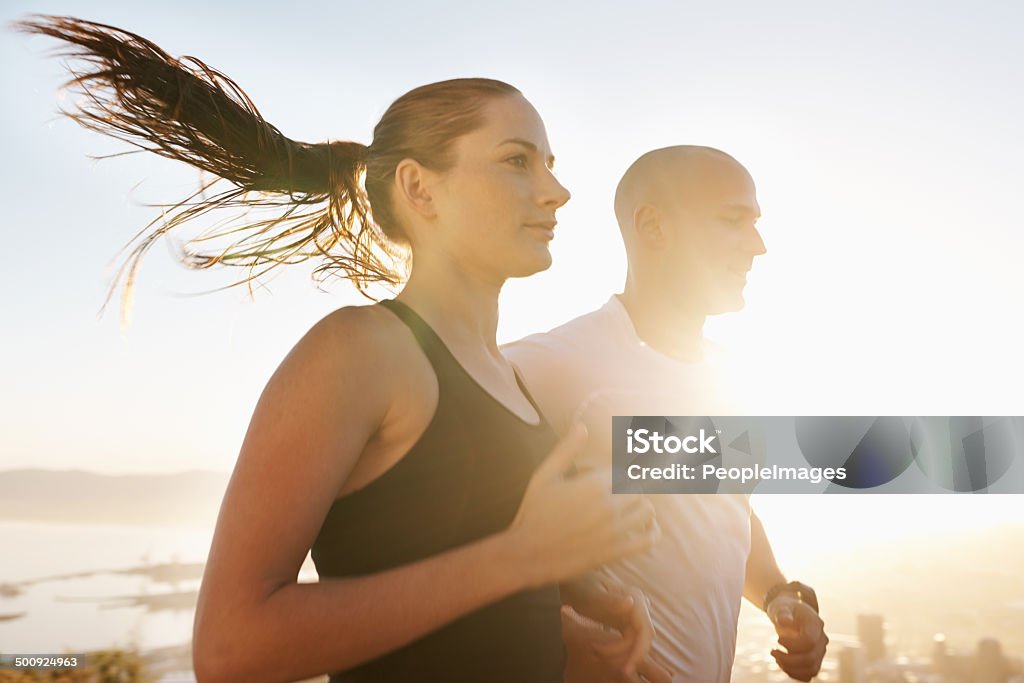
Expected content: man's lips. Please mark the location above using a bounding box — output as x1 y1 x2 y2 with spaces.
727 267 750 284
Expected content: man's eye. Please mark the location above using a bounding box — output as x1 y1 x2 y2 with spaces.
505 155 528 169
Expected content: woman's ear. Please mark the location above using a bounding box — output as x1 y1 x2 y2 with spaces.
394 158 437 220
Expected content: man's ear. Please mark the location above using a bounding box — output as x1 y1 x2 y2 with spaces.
394 158 437 220
633 204 665 248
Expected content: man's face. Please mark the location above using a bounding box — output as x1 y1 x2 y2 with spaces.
659 159 766 314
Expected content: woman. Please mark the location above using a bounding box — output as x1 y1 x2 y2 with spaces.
19 16 660 683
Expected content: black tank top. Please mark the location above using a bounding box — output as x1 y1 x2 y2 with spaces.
311 299 565 683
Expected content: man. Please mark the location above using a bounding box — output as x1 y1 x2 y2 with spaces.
505 146 829 682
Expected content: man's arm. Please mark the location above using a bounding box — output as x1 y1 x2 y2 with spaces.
743 511 786 606
744 511 828 682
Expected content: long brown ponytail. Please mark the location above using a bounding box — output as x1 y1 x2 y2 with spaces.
15 15 520 318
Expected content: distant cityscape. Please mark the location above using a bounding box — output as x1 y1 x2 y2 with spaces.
2 472 1022 683
733 612 1023 682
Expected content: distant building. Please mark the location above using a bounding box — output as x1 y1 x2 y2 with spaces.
857 614 887 662
975 637 1010 683
838 645 866 683
932 633 954 680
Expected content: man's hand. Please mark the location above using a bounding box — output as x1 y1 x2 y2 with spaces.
561 574 671 682
562 607 673 683
767 596 828 682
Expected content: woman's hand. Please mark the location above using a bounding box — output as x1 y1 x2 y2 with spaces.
504 424 660 589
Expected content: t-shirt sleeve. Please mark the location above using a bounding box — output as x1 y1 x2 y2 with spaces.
502 336 583 437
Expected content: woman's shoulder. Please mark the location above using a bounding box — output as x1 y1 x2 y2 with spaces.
291 302 416 381
313 302 404 343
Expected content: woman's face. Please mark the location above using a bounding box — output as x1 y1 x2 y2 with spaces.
425 94 571 281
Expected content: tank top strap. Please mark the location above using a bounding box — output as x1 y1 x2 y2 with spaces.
511 367 545 419
378 299 460 376
379 298 548 424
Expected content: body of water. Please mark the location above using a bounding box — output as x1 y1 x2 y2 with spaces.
3 520 1022 676
1 521 215 653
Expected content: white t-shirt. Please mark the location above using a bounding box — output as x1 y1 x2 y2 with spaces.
503 295 751 683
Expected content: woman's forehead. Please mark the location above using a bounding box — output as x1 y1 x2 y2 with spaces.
470 95 552 154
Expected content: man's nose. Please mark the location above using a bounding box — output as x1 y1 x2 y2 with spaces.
748 225 767 256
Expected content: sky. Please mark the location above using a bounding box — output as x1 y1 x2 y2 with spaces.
1 0 1023 538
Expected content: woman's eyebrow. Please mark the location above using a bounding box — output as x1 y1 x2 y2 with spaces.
498 137 537 151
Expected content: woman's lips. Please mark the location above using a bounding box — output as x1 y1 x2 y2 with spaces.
525 223 556 240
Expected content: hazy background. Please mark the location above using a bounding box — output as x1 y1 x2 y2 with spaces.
1 0 1023 676
3 0 1022 474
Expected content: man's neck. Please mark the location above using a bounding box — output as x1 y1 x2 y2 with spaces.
617 285 706 363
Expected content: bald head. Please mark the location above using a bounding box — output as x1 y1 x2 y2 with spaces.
612 145 765 316
614 146 748 237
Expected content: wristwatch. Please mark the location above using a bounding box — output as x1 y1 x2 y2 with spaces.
763 580 819 614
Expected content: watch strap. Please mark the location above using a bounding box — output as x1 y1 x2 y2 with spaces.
764 580 819 614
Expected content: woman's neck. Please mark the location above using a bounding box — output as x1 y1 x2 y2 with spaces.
397 254 503 354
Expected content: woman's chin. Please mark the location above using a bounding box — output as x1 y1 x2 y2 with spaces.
510 248 553 278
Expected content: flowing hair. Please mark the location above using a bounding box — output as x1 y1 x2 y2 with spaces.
15 15 520 320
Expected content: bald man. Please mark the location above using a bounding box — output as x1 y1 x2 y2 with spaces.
504 147 828 683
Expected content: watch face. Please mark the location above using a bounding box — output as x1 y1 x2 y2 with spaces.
793 582 819 612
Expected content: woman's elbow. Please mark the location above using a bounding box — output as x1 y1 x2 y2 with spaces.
193 630 235 683
192 645 225 683
193 610 253 683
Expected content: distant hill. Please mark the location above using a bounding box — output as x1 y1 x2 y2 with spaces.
0 469 230 527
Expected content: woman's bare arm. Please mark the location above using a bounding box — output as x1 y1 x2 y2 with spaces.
192 307 657 683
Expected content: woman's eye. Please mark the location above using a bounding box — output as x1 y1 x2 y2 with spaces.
505 155 528 169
